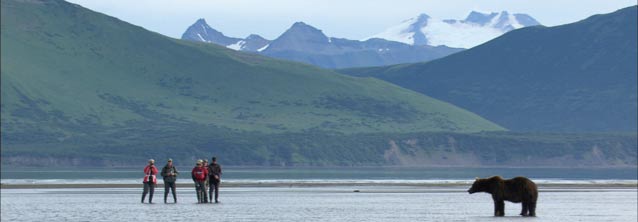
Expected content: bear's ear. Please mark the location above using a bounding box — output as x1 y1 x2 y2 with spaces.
475 177 479 180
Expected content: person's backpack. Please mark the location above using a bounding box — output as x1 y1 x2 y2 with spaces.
145 166 157 184
194 167 206 180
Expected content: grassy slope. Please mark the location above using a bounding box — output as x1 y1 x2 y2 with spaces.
0 0 503 141
0 1 635 167
340 6 638 132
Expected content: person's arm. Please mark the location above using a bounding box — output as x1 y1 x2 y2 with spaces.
174 167 179 176
161 166 167 177
191 168 196 181
152 166 159 175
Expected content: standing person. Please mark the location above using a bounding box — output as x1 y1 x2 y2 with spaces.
161 158 179 203
141 159 158 204
191 160 208 203
202 159 209 203
208 156 223 203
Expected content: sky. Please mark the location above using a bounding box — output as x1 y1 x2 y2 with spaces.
66 0 637 40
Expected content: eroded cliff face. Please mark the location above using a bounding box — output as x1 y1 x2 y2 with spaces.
382 136 637 168
2 133 636 168
1 156 126 167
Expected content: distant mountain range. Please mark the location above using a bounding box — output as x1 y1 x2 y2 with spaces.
181 11 540 68
366 11 541 48
342 6 638 132
182 19 462 68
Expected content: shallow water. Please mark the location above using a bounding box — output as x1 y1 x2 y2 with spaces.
2 187 636 222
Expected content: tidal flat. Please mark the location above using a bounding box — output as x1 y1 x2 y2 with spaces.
2 186 636 222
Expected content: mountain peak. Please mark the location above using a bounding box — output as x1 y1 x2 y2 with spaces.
464 11 498 25
181 18 241 46
416 13 430 21
289 21 321 32
245 34 267 41
194 18 207 25
264 22 332 53
281 21 327 38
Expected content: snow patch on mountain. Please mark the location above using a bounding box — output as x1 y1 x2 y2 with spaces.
366 11 541 48
227 40 245 50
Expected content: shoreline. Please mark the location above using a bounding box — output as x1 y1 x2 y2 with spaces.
2 182 636 189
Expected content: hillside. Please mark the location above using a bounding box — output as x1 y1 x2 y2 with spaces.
0 0 504 164
342 6 638 132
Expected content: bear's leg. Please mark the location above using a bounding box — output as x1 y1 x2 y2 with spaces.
529 201 537 217
520 201 529 216
494 200 505 216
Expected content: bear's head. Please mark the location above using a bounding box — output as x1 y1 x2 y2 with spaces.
467 176 502 194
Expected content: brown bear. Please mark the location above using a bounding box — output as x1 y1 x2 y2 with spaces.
467 176 538 217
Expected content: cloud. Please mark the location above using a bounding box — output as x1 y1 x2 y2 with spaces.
67 0 637 40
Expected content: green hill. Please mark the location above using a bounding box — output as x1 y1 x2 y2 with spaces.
341 6 638 132
0 0 504 164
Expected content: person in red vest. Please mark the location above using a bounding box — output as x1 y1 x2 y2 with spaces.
141 159 158 203
191 159 208 203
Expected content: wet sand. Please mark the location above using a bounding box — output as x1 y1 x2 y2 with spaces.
2 186 637 222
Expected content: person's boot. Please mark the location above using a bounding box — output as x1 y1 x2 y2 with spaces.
141 194 146 203
149 195 153 204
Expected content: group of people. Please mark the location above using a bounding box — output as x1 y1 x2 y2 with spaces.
141 157 223 204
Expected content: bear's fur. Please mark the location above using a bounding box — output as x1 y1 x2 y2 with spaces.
467 176 538 217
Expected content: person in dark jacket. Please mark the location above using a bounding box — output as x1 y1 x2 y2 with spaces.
141 159 158 204
208 156 223 203
191 160 208 203
161 158 179 203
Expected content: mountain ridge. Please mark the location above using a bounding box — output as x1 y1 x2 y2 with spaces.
181 19 463 68
341 6 638 132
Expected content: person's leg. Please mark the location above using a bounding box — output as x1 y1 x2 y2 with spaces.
208 180 214 203
214 181 219 203
194 182 201 203
149 184 155 203
164 182 170 203
203 181 208 203
142 183 149 203
170 182 177 203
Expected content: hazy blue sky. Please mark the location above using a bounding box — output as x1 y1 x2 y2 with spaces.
66 0 636 40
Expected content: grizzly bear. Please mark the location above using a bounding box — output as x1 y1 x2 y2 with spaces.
467 176 538 217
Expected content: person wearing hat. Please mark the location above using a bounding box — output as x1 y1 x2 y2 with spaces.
208 156 223 203
161 158 179 203
141 159 158 203
191 159 208 203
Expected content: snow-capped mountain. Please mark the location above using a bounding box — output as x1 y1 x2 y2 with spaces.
366 11 541 48
258 22 463 68
181 20 462 68
181 18 270 52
